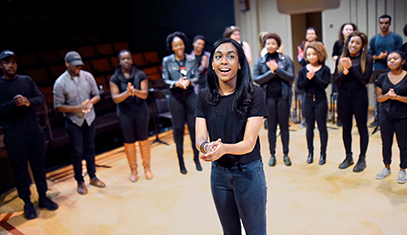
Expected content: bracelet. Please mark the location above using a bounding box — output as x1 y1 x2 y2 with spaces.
200 142 209 154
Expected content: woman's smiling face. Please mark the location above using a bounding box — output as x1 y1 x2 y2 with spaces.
387 52 405 71
212 42 240 84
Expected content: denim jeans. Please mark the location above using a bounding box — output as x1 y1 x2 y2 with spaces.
65 118 96 183
211 159 267 235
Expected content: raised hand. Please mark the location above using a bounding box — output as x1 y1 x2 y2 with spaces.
202 55 208 68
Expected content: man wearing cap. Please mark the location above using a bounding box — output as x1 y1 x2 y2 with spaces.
53 51 106 195
0 50 58 219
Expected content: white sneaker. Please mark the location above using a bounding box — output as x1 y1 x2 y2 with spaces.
397 170 406 184
376 168 391 180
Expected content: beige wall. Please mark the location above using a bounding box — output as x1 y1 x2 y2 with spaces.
234 0 407 106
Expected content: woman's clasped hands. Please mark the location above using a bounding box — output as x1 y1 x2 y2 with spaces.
200 138 225 162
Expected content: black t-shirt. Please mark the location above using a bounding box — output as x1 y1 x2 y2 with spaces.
110 67 148 116
376 73 407 120
265 52 282 99
195 85 267 168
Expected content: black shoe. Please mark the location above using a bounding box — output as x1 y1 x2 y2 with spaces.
353 156 366 173
339 155 354 169
283 154 292 166
39 197 59 211
268 154 276 167
307 153 313 164
24 202 37 220
319 154 326 165
337 119 342 127
195 161 202 171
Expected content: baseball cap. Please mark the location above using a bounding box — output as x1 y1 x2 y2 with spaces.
0 50 17 60
64 51 84 66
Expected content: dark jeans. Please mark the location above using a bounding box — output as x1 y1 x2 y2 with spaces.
211 159 267 235
303 95 328 154
65 118 96 183
4 129 47 203
168 92 199 163
337 91 369 156
266 97 290 155
379 113 407 169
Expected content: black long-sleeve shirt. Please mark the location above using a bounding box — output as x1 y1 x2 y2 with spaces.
334 54 373 93
0 74 44 136
297 65 331 96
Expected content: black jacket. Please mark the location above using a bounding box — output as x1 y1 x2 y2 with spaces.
253 53 294 100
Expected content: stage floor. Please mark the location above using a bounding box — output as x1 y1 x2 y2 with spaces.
1 117 406 235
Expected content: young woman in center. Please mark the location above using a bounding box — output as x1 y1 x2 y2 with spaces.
334 31 373 173
195 38 268 235
296 42 331 165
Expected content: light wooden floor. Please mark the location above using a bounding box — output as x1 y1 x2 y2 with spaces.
1 117 407 235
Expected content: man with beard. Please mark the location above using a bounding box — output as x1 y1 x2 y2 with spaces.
53 51 106 195
0 50 58 220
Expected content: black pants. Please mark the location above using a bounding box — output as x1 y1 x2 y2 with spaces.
4 129 47 203
65 118 96 183
337 90 369 156
303 94 328 155
266 97 290 155
168 92 199 163
379 113 407 169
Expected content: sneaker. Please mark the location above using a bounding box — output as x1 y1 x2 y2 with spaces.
397 170 406 184
376 168 391 180
39 197 59 211
299 119 306 129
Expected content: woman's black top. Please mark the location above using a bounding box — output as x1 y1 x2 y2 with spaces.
110 67 148 117
195 85 267 168
334 54 373 93
376 73 407 120
297 65 331 97
265 52 282 99
332 40 344 58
